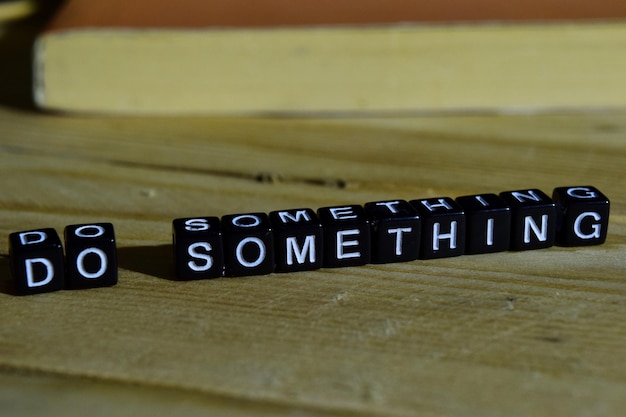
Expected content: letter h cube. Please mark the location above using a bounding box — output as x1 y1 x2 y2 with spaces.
410 197 466 259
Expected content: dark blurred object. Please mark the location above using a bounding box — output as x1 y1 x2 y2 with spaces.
0 0 63 109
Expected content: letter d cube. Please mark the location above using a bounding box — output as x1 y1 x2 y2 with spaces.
64 223 118 289
9 228 65 295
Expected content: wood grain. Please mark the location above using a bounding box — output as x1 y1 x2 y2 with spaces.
0 106 625 416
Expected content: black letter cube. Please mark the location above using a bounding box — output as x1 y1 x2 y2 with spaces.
64 223 117 289
172 217 225 279
222 213 274 276
455 194 511 254
364 200 421 263
552 185 610 246
499 189 556 251
9 228 65 295
318 205 371 268
269 208 323 273
410 197 466 259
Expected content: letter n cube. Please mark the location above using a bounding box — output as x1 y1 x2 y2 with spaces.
499 189 556 251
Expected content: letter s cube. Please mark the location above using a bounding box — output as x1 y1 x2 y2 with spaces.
172 217 225 280
64 223 118 289
552 186 610 246
9 228 65 295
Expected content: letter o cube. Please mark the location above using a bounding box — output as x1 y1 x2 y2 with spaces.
9 228 65 295
222 213 274 277
64 223 118 289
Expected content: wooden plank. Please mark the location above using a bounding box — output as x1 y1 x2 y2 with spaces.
0 106 625 416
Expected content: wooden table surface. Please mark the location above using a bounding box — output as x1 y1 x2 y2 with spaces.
1 104 625 416
1 12 626 417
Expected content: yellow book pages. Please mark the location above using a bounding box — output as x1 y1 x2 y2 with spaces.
0 0 38 22
33 0 626 115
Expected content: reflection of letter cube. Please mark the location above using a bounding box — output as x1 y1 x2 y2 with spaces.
455 194 511 254
172 217 225 280
410 197 466 259
222 213 274 277
364 200 421 263
269 208 323 273
552 186 610 246
318 205 371 268
64 223 118 289
9 228 65 295
499 189 556 251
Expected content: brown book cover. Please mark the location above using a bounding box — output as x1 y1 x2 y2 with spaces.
47 0 626 30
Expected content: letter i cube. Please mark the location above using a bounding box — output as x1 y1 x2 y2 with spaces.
410 197 466 259
172 217 225 279
269 208 323 273
318 205 371 268
9 228 65 295
455 194 511 254
64 223 118 289
552 186 610 246
222 213 274 277
499 189 556 251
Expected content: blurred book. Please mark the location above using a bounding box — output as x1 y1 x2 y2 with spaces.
0 0 38 22
33 0 626 115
